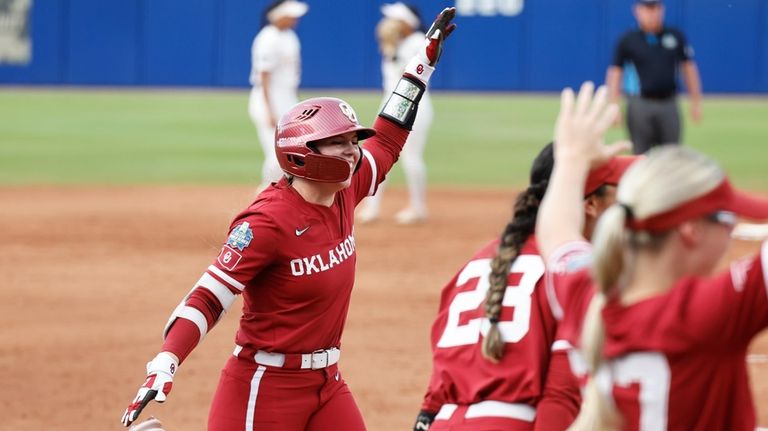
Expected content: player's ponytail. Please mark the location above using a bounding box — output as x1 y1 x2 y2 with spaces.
483 144 553 362
572 146 724 430
482 183 545 362
569 207 625 431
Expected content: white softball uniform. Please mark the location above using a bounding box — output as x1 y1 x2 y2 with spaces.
248 24 301 187
363 31 433 216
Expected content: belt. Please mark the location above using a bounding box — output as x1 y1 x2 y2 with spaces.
233 344 340 370
641 93 674 100
434 401 536 422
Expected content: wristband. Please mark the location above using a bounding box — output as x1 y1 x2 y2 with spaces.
379 75 426 130
404 55 435 85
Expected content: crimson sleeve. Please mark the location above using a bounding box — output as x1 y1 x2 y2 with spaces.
420 366 446 413
534 349 581 431
161 287 228 364
353 116 410 203
161 319 200 364
676 246 768 349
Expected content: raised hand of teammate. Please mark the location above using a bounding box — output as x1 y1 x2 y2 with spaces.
554 81 630 168
121 352 178 427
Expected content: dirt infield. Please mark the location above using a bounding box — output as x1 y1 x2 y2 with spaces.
2 186 766 430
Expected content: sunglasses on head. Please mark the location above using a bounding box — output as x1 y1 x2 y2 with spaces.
705 211 737 228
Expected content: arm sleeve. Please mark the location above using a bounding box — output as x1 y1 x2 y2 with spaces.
676 30 694 61
545 240 593 320
679 241 768 348
611 34 628 67
254 31 279 73
420 367 446 413
159 212 280 363
353 116 410 203
534 349 581 431
420 270 465 413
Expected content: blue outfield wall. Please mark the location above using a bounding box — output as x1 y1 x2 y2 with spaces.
0 0 766 92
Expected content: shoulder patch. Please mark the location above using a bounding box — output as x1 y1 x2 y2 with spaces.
227 222 253 251
661 33 678 50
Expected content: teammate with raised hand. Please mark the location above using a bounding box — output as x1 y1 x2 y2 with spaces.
538 82 768 430
121 8 456 430
414 142 637 431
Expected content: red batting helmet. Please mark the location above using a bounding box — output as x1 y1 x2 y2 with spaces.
274 97 376 183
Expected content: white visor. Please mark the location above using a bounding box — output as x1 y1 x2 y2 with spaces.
267 1 309 22
381 2 420 29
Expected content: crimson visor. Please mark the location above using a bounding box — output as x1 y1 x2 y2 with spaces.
584 156 640 197
627 178 768 232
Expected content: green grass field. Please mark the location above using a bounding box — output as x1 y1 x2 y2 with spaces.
1 88 767 189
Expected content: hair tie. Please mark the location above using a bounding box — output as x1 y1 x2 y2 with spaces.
618 202 634 220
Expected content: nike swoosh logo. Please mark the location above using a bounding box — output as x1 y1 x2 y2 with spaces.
295 226 311 236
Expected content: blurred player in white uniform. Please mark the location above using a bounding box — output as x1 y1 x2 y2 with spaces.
249 0 308 191
358 2 434 224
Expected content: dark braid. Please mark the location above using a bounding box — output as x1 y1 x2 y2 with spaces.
482 143 553 362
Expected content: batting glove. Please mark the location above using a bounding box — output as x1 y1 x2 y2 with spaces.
404 7 457 84
412 409 437 431
121 352 178 427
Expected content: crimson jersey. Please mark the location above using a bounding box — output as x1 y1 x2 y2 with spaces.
162 117 408 359
422 237 557 412
549 241 768 431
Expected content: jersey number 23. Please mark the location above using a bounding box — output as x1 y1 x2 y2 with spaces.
437 256 544 348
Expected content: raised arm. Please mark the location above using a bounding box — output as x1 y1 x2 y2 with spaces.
356 8 457 200
536 83 627 263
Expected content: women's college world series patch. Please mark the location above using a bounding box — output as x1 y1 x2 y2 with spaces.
227 222 253 251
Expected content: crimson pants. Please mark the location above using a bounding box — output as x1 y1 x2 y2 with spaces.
208 356 366 431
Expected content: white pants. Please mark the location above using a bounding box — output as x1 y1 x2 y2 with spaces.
248 87 299 187
363 94 433 213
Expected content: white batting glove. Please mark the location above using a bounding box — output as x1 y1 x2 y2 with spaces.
404 7 457 84
121 352 178 427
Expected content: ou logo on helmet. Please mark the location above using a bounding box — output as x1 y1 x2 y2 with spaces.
338 102 358 124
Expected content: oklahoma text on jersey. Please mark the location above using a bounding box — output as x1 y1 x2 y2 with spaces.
290 234 356 276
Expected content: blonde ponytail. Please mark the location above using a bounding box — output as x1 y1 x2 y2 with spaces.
571 146 726 429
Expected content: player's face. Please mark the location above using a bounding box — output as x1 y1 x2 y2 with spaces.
634 4 664 33
313 131 361 188
274 16 299 30
691 211 735 275
583 185 618 239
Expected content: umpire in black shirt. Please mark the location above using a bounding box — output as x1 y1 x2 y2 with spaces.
606 0 702 154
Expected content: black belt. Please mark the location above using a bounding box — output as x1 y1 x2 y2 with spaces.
641 93 674 100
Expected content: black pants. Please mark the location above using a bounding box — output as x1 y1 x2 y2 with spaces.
626 96 681 154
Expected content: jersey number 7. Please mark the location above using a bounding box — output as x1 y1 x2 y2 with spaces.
436 255 545 348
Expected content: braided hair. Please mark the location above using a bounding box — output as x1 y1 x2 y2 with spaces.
482 143 554 362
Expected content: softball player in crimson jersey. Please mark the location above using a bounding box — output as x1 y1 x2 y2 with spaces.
537 82 768 430
414 144 637 431
121 9 457 431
